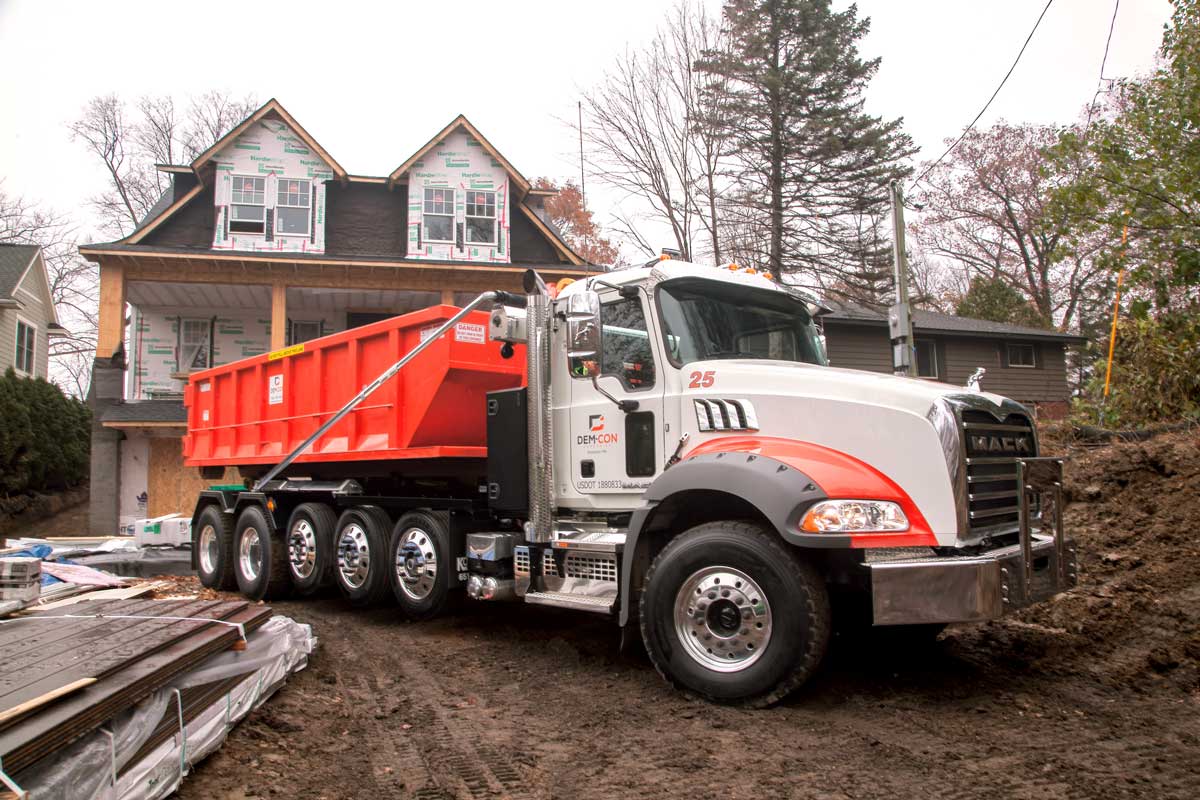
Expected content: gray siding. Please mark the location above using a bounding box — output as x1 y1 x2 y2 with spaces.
0 258 53 379
823 321 1070 403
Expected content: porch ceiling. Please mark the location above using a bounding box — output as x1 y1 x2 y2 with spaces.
127 280 442 312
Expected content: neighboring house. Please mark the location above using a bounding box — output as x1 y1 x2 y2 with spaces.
0 244 65 380
821 302 1087 415
80 99 591 535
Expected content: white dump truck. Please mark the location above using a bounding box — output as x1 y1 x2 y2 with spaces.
190 258 1076 705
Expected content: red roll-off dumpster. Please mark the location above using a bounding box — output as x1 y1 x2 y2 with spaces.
182 306 525 471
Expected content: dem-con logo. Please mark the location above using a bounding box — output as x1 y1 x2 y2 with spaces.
577 414 620 445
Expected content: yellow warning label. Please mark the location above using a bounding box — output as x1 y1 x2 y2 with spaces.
267 343 305 361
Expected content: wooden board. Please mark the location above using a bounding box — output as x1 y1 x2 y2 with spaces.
0 601 272 776
0 678 96 727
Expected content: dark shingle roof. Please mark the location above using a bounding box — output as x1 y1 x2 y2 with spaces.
100 400 187 425
0 244 39 299
132 189 174 234
822 299 1087 343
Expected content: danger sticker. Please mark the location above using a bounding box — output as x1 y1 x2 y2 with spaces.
419 325 440 342
268 374 284 406
454 322 486 344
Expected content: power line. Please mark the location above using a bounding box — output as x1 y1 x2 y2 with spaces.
912 0 1056 189
1084 0 1121 137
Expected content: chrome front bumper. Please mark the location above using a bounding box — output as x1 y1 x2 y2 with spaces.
868 458 1078 626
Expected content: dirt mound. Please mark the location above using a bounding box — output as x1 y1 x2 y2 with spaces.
957 430 1200 694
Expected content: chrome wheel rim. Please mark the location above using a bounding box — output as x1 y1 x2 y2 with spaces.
288 520 317 580
238 527 262 582
337 523 371 589
395 526 438 601
674 566 772 673
199 524 219 576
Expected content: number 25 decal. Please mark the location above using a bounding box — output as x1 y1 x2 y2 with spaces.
688 370 715 389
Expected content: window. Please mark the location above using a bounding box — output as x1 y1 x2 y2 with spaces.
178 318 212 372
1006 342 1037 368
465 190 496 244
14 319 34 374
571 297 656 390
276 178 311 236
230 176 266 234
656 279 826 367
288 319 322 345
423 187 455 242
915 339 938 378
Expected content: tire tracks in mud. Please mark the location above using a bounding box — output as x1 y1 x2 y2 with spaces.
338 613 534 800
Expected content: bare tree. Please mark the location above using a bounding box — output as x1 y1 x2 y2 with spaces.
911 123 1108 330
71 91 258 238
581 1 726 261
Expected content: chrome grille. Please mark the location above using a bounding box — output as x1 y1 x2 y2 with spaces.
962 410 1037 533
563 554 618 582
542 550 559 577
693 399 759 432
514 546 530 576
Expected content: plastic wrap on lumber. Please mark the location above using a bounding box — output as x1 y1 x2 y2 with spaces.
182 305 526 469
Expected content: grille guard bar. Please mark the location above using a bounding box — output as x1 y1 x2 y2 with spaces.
868 457 1077 626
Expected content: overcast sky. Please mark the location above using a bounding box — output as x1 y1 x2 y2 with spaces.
0 0 1174 251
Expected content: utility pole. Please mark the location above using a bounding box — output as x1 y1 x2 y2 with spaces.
888 180 916 377
578 100 586 208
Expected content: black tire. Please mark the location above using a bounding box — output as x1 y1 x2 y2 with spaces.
233 504 291 601
388 511 457 620
194 504 236 590
639 520 831 707
332 506 392 606
285 502 338 596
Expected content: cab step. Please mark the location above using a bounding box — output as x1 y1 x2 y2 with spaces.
523 591 615 614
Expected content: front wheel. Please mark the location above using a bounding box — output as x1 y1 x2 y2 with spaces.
639 520 831 707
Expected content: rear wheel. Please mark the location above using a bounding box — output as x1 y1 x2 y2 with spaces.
286 503 337 596
388 511 455 620
194 504 236 591
333 506 392 606
639 520 830 707
233 504 291 600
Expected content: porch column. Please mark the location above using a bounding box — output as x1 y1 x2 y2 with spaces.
96 260 126 359
271 282 287 350
441 289 455 305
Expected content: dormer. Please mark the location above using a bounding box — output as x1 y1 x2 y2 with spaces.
388 116 534 265
195 100 345 254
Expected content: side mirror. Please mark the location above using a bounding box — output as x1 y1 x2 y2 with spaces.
565 291 601 378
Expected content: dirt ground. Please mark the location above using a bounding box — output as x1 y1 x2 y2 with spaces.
156 432 1200 799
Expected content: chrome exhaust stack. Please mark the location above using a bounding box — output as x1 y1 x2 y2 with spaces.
523 270 555 544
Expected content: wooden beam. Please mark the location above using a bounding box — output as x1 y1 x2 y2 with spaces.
271 282 287 350
440 289 455 305
96 260 126 359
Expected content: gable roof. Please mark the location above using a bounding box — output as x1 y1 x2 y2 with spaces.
823 300 1087 343
0 244 39 299
387 115 531 195
190 97 347 181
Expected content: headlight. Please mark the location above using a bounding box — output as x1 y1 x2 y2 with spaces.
800 500 909 533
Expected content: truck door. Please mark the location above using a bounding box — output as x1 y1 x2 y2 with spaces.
568 292 665 502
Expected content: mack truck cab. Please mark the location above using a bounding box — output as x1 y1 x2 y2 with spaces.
189 258 1077 706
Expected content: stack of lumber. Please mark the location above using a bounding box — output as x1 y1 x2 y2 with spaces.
0 598 272 781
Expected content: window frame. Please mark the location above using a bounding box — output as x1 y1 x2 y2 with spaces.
288 318 323 346
569 295 658 393
229 174 267 234
422 186 456 244
177 317 213 373
275 177 312 238
1006 342 1037 369
464 189 497 245
13 316 35 376
914 338 939 379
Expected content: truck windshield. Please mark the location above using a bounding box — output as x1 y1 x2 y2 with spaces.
657 279 827 366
